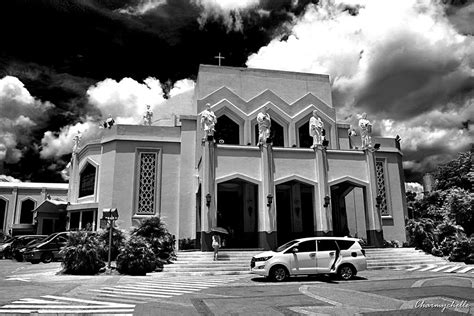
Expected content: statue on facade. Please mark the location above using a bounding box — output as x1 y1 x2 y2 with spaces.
72 131 81 154
100 114 115 129
348 125 357 149
143 104 153 126
257 107 271 145
358 113 372 148
200 103 217 138
309 110 324 148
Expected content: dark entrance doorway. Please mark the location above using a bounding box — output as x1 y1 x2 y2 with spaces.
331 182 367 239
217 179 258 248
276 181 314 245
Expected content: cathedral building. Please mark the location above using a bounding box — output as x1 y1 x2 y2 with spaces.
66 65 408 250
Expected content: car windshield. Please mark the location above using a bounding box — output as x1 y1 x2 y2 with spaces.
41 233 59 243
275 240 299 252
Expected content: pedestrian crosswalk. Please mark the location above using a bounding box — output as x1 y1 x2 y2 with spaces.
88 275 247 302
394 264 474 274
0 295 135 315
0 275 248 314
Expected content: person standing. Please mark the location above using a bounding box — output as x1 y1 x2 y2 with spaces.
212 234 221 261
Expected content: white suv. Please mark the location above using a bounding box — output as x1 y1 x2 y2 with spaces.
250 237 367 281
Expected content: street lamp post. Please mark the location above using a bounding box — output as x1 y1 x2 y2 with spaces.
102 208 119 269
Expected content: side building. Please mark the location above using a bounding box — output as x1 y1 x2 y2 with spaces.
0 182 68 236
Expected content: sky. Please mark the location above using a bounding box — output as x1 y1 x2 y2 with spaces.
0 0 472 184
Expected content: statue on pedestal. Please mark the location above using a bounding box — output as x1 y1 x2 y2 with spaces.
257 107 271 145
200 103 217 139
309 110 324 148
358 113 372 148
72 131 81 154
143 105 153 126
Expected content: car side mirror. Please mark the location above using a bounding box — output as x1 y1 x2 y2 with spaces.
292 247 299 253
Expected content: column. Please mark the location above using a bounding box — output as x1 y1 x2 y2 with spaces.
314 145 332 236
201 137 217 251
258 142 277 250
365 149 384 247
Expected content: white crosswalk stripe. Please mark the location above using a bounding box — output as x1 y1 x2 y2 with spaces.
0 295 135 314
398 264 474 274
88 275 247 303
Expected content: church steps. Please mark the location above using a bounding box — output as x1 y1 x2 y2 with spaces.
161 248 447 275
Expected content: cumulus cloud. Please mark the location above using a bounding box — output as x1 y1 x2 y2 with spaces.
0 174 22 182
40 120 100 159
194 0 260 31
247 0 473 176
86 77 166 125
39 78 195 159
0 76 53 163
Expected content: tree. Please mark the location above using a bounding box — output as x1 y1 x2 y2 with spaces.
433 151 472 191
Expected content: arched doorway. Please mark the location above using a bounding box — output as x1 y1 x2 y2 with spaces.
276 181 314 245
330 182 367 239
217 179 258 248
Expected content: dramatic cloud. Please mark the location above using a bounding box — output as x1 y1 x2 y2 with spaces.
39 78 195 159
247 0 473 180
0 76 53 163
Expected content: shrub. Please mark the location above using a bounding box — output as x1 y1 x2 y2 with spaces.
406 218 436 252
448 238 472 262
132 217 176 263
61 231 105 275
116 236 156 275
98 227 127 261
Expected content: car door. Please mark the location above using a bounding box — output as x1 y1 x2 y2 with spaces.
315 239 339 273
288 240 317 275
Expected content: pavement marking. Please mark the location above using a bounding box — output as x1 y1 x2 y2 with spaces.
87 275 247 302
430 265 454 272
299 285 343 307
0 295 135 315
5 277 30 282
443 265 464 273
418 264 438 272
406 265 421 271
457 266 474 273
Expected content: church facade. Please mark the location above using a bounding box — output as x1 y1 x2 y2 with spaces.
67 65 408 250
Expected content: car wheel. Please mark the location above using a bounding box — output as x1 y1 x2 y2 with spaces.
338 264 356 280
270 265 288 282
41 252 54 264
14 254 24 262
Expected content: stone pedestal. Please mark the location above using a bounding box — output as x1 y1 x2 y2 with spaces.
365 149 384 247
314 145 332 236
201 138 216 251
258 142 277 250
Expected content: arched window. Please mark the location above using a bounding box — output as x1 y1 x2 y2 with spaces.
0 199 6 231
79 163 96 198
214 115 240 145
298 121 313 148
254 120 284 147
20 199 35 224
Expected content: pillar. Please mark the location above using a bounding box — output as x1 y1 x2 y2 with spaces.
201 137 216 251
365 149 384 247
314 145 332 236
258 142 277 250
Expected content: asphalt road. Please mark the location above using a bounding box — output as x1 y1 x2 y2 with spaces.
0 259 473 315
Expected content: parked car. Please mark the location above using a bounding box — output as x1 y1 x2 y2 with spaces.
11 235 48 261
250 237 367 281
23 232 70 264
0 237 14 259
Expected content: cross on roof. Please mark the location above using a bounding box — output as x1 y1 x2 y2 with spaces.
214 52 225 66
